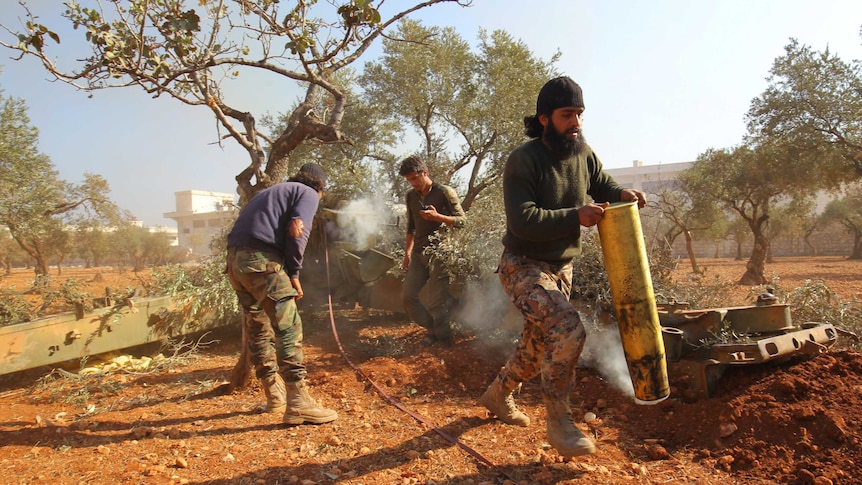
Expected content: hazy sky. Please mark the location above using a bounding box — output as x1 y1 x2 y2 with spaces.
1 1 861 227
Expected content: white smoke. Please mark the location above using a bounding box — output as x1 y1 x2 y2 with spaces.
452 279 635 400
333 197 397 251
579 318 635 398
452 278 523 335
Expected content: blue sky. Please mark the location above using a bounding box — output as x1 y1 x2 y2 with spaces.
1 0 861 227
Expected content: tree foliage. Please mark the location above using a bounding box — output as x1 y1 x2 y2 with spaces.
360 20 558 210
680 142 816 285
763 198 815 261
0 0 471 205
260 68 399 201
669 36 862 273
0 87 120 276
106 223 174 272
820 186 862 259
747 39 862 183
0 227 29 274
649 184 718 274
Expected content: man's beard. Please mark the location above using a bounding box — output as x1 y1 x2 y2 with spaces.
543 124 585 158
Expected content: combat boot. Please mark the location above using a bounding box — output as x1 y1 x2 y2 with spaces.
261 373 286 414
283 379 338 425
479 373 530 427
544 398 596 457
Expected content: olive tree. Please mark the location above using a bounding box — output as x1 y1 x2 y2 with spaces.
0 87 119 276
1 0 471 203
820 189 862 259
360 20 558 211
747 39 862 183
682 143 815 285
649 185 718 274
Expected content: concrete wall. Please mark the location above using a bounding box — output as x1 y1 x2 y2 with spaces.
665 223 854 259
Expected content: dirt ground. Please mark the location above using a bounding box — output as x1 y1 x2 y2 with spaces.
1 256 862 485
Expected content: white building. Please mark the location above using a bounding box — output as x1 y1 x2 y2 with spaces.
604 160 848 257
605 160 693 193
163 190 237 256
129 220 179 246
605 159 834 211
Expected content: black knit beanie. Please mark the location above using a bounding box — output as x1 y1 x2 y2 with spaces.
297 163 327 187
536 76 585 115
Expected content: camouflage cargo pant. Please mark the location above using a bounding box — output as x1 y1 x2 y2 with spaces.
496 248 587 400
226 247 306 382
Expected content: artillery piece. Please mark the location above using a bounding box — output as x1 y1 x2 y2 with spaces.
657 295 838 400
299 194 402 311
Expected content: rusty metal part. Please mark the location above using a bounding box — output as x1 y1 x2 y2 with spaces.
710 323 837 365
658 298 839 399
659 304 793 340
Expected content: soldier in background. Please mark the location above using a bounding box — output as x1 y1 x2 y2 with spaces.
398 156 466 344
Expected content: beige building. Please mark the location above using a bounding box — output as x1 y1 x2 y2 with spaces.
129 220 178 247
164 190 237 256
605 160 693 193
605 160 849 257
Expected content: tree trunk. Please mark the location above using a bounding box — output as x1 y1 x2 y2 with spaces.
740 232 769 285
229 313 255 391
33 255 49 276
850 231 862 260
684 230 700 273
803 235 817 256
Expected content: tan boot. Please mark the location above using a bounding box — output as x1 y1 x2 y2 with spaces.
479 375 530 427
544 398 596 457
283 379 338 425
261 374 286 414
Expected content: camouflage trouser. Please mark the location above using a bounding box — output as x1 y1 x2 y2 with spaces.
401 249 452 340
226 247 305 382
496 248 587 400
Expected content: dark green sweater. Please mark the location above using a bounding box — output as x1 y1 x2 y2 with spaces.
501 139 624 262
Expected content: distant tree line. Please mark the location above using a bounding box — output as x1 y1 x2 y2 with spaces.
0 222 183 276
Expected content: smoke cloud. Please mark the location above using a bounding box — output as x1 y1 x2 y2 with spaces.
452 278 636 399
452 278 523 335
328 197 402 251
579 318 636 398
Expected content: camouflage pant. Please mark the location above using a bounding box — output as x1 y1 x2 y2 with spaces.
496 248 587 400
226 247 305 382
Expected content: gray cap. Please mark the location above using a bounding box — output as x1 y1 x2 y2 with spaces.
297 163 327 188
